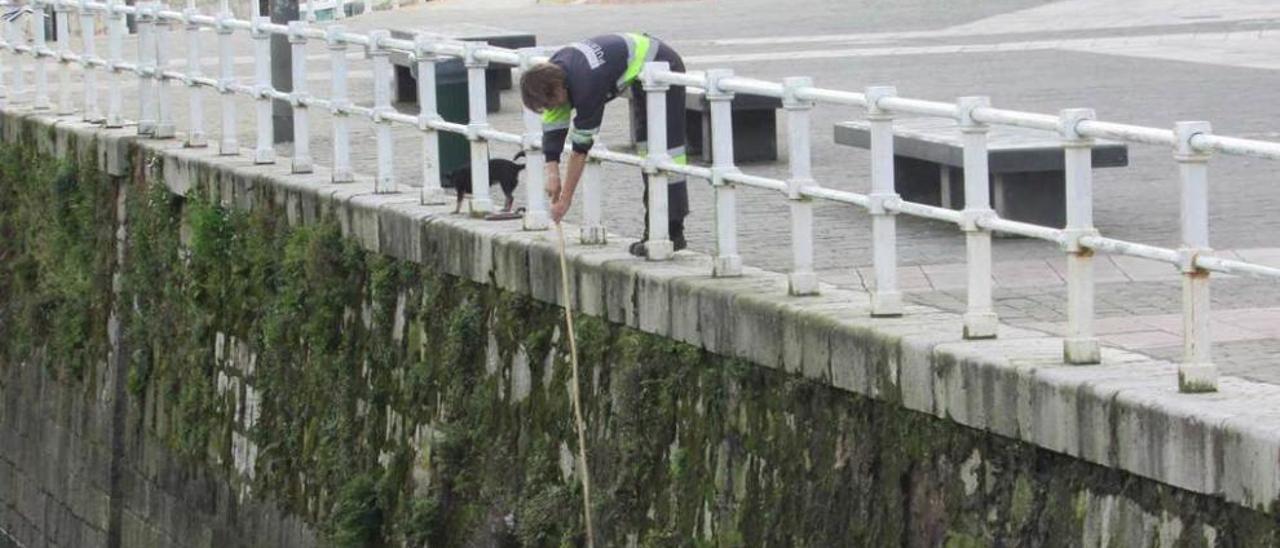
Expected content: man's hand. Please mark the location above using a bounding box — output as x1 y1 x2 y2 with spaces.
550 198 570 224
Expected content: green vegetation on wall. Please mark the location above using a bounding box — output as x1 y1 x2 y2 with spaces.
2 131 1277 547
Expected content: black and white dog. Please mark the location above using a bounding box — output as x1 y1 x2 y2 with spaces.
448 151 526 213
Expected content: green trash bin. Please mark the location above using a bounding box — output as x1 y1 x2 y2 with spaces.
432 59 471 189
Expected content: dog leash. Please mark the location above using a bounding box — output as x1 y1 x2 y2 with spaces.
556 222 596 548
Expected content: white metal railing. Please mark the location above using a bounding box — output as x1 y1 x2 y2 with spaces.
4 0 1280 393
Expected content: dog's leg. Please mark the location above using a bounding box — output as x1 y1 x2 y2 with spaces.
503 193 514 212
454 191 464 214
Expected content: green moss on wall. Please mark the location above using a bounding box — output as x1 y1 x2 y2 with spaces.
2 135 1279 547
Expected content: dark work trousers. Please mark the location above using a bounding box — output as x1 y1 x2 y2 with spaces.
628 41 688 241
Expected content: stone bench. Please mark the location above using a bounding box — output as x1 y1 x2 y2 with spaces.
623 87 782 164
834 118 1129 228
388 23 536 111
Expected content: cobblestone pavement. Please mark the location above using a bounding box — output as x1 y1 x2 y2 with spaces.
14 0 1280 384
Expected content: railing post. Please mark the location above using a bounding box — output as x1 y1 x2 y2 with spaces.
1059 108 1100 364
866 85 903 315
214 6 236 154
327 25 352 181
287 21 311 173
518 50 548 230
104 0 123 128
782 76 819 295
79 0 102 122
579 145 606 244
53 0 72 115
151 3 173 138
414 35 445 201
1174 121 1216 393
463 41 493 213
32 0 51 111
182 5 205 146
250 15 274 163
957 96 998 339
706 68 741 277
640 61 673 260
135 2 155 132
0 0 10 109
368 29 393 192
5 2 23 104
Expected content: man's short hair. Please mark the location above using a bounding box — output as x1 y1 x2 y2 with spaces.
520 62 567 112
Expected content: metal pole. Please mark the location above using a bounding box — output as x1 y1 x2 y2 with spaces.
183 5 206 146
251 15 274 163
640 61 673 260
32 0 51 110
151 4 173 138
80 0 102 122
783 76 818 296
269 0 295 143
215 5 237 154
464 41 493 212
135 2 154 132
519 50 548 230
958 96 998 339
54 1 71 114
706 68 741 277
580 145 606 243
1175 121 1216 393
287 21 310 172
7 4 24 103
105 0 123 127
328 25 352 181
369 29 393 192
1060 108 1099 364
0 1 10 108
415 36 445 200
867 85 902 316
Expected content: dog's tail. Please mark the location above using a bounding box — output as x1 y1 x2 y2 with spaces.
513 150 527 171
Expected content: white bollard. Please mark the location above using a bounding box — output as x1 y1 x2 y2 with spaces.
215 7 237 154
6 3 23 104
328 25 352 181
463 42 492 213
135 2 155 132
0 0 9 108
182 6 205 146
640 61 673 261
706 68 741 277
958 96 998 339
1174 121 1216 393
579 145 606 244
32 0 51 110
866 85 903 316
368 30 393 192
287 21 311 173
151 5 174 138
1059 108 1100 364
251 16 273 164
53 1 71 115
782 76 818 296
79 0 102 122
104 0 124 128
520 104 549 230
415 35 446 201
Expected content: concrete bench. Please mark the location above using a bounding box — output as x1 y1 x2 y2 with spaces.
834 118 1129 228
388 23 536 111
624 87 782 164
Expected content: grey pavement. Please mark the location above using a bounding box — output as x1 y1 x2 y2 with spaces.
12 0 1280 383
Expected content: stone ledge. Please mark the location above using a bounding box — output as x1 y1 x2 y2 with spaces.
5 107 1278 513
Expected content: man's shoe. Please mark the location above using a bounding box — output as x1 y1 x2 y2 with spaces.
628 237 687 257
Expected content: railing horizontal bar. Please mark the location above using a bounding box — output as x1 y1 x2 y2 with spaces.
1076 120 1175 146
722 171 788 193
427 119 468 134
653 70 705 89
719 76 784 98
1080 235 1180 264
478 128 523 145
798 87 867 108
661 161 712 179
587 148 643 166
382 37 414 52
474 48 523 66
383 111 416 125
193 76 217 87
224 19 251 31
972 107 1059 132
877 96 955 119
301 96 330 109
1192 133 1280 161
1195 255 1280 279
265 89 289 101
978 216 1064 242
800 186 869 207
886 199 964 224
335 32 370 46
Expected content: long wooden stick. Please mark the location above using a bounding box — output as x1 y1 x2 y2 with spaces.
556 223 595 548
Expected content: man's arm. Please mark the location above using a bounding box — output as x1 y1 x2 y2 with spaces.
550 151 588 223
